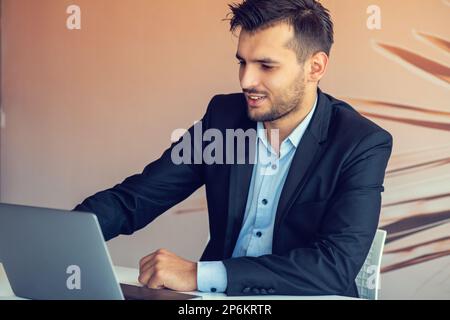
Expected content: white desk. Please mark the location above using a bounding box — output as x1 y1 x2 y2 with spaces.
0 263 357 300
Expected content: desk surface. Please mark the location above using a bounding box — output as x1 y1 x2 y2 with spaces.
0 263 357 300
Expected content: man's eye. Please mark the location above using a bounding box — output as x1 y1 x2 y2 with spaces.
261 64 273 70
238 61 245 66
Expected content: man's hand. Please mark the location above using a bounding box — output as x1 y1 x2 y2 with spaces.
138 248 198 292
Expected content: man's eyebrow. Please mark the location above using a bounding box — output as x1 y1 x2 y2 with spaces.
235 53 280 64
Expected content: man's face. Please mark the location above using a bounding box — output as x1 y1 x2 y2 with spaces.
236 23 306 122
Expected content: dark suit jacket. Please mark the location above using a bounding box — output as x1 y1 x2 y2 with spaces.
74 88 393 297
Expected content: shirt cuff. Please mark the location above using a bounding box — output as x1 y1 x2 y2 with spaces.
197 261 228 293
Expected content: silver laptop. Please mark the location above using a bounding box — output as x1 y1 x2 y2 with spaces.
0 203 199 300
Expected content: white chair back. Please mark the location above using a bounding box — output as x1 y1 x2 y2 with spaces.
355 229 387 300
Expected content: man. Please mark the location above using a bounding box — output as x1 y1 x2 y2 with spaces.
74 0 393 297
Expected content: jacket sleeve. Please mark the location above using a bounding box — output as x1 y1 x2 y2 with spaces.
222 130 393 296
73 97 218 241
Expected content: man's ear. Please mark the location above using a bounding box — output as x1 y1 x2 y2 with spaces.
306 52 329 83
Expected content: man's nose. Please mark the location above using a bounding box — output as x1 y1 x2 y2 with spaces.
240 66 260 89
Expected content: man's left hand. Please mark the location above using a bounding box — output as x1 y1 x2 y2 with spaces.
138 248 197 292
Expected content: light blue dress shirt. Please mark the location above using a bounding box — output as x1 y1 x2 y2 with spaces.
197 97 318 293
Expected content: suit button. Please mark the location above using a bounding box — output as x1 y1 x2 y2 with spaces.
252 288 260 294
242 287 251 294
261 288 268 295
268 288 275 294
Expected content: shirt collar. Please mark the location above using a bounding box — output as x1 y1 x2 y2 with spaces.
257 95 318 151
286 95 318 148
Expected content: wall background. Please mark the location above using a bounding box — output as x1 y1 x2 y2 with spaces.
1 0 449 299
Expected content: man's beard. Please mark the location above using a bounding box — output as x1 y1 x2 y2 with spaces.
247 73 305 122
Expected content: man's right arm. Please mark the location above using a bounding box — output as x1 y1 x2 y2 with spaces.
74 97 217 241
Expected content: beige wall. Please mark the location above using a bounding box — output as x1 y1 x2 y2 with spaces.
1 0 449 298
1 0 240 206
1 0 240 266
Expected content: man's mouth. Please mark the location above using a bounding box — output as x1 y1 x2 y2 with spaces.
246 94 267 107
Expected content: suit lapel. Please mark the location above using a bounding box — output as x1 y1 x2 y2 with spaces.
224 159 254 258
223 113 256 258
273 89 332 243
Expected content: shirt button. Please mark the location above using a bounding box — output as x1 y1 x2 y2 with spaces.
256 231 263 238
211 287 217 293
271 164 278 170
261 199 268 205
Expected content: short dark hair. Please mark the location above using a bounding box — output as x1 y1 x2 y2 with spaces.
228 0 334 62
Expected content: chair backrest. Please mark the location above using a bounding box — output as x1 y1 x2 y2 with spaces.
355 229 387 300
